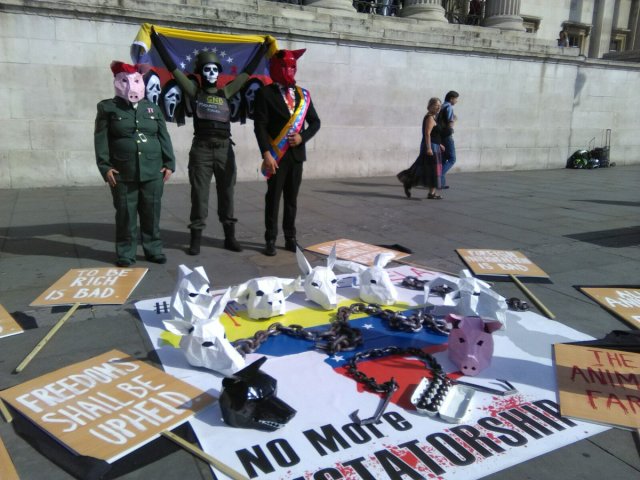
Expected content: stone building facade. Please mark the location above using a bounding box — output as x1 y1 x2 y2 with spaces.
0 0 638 188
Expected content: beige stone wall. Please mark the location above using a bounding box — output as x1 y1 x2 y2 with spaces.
0 1 638 188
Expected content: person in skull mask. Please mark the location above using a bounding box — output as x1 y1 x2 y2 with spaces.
151 29 271 255
253 49 321 256
94 61 175 267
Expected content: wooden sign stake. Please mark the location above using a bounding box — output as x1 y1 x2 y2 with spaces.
160 430 249 480
0 399 12 423
14 302 81 374
509 275 555 319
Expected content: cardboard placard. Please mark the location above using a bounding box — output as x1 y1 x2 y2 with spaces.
0 436 19 480
579 287 640 329
554 343 640 430
0 350 215 463
305 239 410 266
457 249 549 278
0 304 23 339
30 268 147 306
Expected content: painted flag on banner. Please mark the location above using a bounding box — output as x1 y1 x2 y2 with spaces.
131 23 277 84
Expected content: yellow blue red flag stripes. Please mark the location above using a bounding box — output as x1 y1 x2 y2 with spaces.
131 23 278 80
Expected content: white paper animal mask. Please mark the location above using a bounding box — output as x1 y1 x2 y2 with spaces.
424 270 508 327
335 252 398 305
163 288 245 376
296 245 338 310
231 276 300 319
170 264 213 323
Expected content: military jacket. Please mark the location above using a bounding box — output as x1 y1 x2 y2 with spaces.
95 97 176 182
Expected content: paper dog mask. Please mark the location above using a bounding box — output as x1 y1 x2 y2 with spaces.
335 252 398 305
231 276 300 319
296 245 338 310
219 356 297 431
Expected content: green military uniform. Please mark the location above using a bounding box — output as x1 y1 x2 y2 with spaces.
94 97 176 263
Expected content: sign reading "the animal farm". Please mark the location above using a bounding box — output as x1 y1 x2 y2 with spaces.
457 249 549 278
30 268 147 306
554 343 640 430
579 287 640 329
0 350 215 463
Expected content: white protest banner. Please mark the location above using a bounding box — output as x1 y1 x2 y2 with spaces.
456 249 548 278
306 239 410 266
136 265 607 480
0 304 23 340
31 267 148 306
579 287 640 329
1 350 216 463
554 343 640 430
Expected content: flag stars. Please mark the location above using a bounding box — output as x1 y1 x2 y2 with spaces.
220 51 227 57
185 54 192 62
226 56 234 63
192 48 199 55
330 354 344 363
180 62 186 70
363 323 374 330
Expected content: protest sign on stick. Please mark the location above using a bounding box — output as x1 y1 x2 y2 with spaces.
457 249 555 318
15 268 147 373
0 304 23 340
306 239 410 266
1 350 216 463
579 287 640 329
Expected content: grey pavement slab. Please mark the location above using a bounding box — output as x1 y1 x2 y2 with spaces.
1 166 639 479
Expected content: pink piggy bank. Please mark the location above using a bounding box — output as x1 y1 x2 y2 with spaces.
447 315 502 376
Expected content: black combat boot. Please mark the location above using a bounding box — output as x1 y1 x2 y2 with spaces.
188 229 202 255
223 224 243 252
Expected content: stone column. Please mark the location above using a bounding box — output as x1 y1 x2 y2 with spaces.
482 0 524 31
304 0 355 12
398 0 447 23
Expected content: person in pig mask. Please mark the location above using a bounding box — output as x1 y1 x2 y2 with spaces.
95 61 176 267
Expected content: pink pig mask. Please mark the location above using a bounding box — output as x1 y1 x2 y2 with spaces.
111 61 145 103
447 315 502 376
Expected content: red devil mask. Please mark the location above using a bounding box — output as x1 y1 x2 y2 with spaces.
269 49 306 87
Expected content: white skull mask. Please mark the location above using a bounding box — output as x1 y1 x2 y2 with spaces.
163 85 182 119
202 63 219 84
163 288 245 376
296 245 338 310
231 276 300 319
145 74 161 104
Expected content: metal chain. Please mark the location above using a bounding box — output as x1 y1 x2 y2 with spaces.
402 276 454 297
232 301 450 357
345 346 448 395
507 297 530 311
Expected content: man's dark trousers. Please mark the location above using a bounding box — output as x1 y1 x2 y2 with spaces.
264 154 303 242
188 137 237 231
111 176 164 261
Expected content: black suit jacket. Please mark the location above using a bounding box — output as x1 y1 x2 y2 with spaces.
253 83 321 163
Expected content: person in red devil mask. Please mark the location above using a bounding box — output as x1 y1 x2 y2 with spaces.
253 49 321 256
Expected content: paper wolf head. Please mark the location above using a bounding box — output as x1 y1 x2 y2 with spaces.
163 265 245 376
219 356 296 431
230 276 300 319
296 245 338 310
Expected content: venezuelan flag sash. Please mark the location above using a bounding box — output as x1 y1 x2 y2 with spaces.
263 87 311 179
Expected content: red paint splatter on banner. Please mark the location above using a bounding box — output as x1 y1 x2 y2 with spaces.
480 394 528 418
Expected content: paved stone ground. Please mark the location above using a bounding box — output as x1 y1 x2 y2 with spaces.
1 166 639 479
